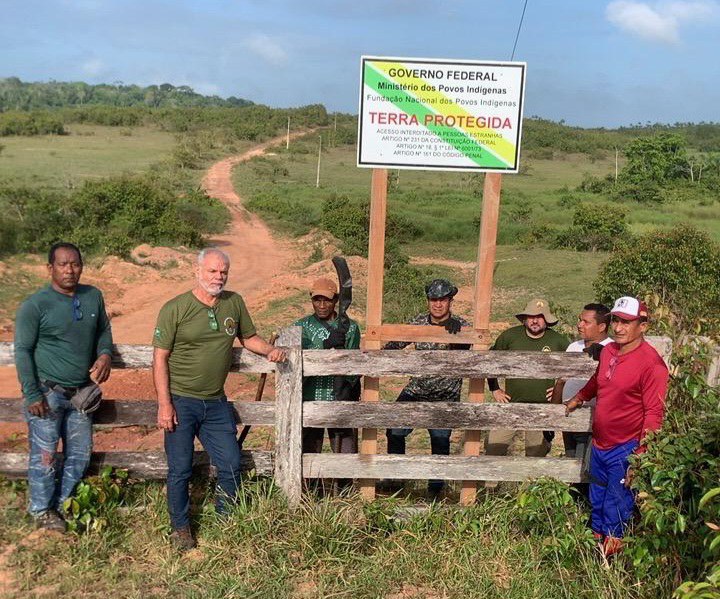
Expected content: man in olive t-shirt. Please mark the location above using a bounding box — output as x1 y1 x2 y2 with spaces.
152 248 285 551
486 298 569 459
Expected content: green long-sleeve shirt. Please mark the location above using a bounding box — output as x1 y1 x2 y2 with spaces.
14 284 113 406
293 314 360 401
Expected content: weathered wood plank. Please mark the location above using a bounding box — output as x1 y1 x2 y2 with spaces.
274 326 303 508
0 450 273 479
0 337 674 378
303 453 586 483
0 342 277 373
303 349 600 378
0 399 592 431
364 325 490 345
0 398 276 426
303 401 591 431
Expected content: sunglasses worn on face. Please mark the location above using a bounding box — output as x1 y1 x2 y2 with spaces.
72 296 83 321
208 308 219 331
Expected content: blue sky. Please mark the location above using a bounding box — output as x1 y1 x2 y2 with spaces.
1 0 719 127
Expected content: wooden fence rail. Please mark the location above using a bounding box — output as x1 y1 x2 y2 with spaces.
0 334 705 507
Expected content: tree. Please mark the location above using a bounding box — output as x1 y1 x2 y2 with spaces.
622 133 690 184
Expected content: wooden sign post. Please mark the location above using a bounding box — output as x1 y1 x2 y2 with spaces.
460 172 502 505
359 168 388 500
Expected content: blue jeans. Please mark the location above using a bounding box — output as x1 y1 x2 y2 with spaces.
386 391 452 492
24 386 93 516
164 395 242 530
589 439 638 538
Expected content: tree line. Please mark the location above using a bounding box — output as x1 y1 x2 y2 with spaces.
0 77 253 110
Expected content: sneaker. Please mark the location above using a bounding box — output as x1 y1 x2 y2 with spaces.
34 510 66 532
170 526 196 552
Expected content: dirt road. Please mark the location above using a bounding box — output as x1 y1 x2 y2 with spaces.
0 133 314 448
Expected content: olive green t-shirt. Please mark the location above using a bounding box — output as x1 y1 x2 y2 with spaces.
153 290 256 400
491 325 569 403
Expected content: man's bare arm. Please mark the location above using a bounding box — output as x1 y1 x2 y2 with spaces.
242 334 287 362
152 347 176 431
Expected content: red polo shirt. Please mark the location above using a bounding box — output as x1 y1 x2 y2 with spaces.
578 340 669 453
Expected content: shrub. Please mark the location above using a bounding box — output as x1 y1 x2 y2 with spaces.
554 201 629 251
63 466 129 532
321 194 421 258
593 225 720 332
0 111 66 136
0 177 229 257
628 343 720 590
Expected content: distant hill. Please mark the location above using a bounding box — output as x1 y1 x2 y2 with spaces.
0 77 254 110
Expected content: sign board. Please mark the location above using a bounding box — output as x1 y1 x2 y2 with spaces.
357 56 526 173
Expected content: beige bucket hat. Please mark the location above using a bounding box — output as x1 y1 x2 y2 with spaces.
515 298 558 326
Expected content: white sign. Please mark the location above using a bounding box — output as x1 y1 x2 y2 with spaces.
358 56 526 173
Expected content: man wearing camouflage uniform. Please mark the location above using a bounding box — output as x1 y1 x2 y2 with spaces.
384 279 470 497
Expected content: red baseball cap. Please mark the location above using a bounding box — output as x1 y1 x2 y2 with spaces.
611 296 648 321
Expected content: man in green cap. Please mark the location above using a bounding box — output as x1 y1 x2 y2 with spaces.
485 298 569 459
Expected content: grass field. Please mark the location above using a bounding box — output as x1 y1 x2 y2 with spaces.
0 124 177 189
0 477 665 599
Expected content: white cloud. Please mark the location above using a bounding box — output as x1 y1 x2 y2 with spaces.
606 0 718 44
81 58 106 76
243 33 288 66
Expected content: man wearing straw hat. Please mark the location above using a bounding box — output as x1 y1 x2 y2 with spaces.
485 298 569 460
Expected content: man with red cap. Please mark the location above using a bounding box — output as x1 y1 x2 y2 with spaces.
565 296 669 557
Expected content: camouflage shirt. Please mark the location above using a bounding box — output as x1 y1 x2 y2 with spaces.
385 312 471 401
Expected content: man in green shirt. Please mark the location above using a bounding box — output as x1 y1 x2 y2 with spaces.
293 277 361 456
153 248 285 551
15 242 113 531
486 298 569 459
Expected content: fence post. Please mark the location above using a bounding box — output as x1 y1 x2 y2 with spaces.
274 326 303 508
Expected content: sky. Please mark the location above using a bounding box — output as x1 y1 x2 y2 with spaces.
1 0 719 127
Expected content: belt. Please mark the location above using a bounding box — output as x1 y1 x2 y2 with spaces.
43 380 83 396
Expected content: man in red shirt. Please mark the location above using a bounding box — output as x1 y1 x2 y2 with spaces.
565 296 668 557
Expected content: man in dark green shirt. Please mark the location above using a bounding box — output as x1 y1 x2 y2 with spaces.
153 248 285 551
15 242 113 531
486 298 569 459
293 277 361 456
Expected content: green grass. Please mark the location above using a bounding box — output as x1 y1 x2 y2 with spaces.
0 477 672 598
0 124 177 189
0 256 45 323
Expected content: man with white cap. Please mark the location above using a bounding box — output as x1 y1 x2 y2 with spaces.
485 298 569 459
565 296 668 557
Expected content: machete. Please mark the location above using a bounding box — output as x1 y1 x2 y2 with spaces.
330 256 360 403
332 255 352 335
